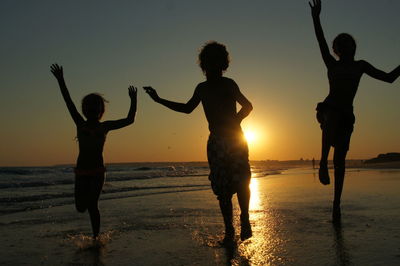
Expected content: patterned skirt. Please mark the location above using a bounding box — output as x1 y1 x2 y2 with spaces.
207 132 251 200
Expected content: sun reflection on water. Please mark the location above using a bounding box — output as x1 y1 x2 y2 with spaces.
232 175 287 265
249 176 262 211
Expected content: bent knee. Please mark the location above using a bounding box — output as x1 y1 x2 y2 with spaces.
75 206 86 213
75 202 87 213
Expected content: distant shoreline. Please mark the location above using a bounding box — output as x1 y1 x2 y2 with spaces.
3 159 400 169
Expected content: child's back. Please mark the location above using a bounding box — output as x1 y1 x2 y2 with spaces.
196 77 242 137
144 41 254 242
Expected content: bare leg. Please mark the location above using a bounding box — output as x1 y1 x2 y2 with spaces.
333 146 347 222
88 205 100 238
237 182 250 218
219 197 234 243
237 182 252 240
320 130 331 164
87 174 105 238
319 129 331 185
75 176 89 213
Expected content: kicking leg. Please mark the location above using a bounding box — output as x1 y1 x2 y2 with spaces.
319 129 331 185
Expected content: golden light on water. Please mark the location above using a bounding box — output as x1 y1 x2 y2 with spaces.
249 176 262 211
236 173 287 265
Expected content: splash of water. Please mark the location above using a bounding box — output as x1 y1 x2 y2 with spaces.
66 230 115 250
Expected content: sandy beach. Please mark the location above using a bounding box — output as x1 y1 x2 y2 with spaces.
1 167 400 265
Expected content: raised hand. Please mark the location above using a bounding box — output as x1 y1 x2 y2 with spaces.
128 86 137 101
309 0 321 18
143 86 160 102
50 63 64 81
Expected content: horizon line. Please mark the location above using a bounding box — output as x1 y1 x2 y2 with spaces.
0 158 376 168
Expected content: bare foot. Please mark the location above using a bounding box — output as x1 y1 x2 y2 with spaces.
240 214 252 241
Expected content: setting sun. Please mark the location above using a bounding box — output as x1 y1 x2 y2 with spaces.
243 128 259 144
242 123 269 159
244 130 257 144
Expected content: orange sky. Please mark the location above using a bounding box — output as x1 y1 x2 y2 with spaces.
1 0 399 166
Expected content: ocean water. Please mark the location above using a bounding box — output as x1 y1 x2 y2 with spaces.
0 161 287 216
1 163 400 265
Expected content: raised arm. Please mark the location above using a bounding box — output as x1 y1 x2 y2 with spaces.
309 0 335 67
50 64 84 125
143 86 200 114
103 86 137 131
362 61 400 83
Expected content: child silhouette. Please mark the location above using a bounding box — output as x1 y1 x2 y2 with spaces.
309 0 400 222
144 42 253 242
51 64 137 238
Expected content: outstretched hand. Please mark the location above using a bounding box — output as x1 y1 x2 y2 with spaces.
309 0 321 17
50 63 64 80
143 86 160 102
128 86 137 101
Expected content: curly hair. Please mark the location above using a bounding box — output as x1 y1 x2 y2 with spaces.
81 93 107 120
333 33 356 58
198 41 230 73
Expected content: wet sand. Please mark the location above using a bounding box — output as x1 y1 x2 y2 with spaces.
1 168 400 265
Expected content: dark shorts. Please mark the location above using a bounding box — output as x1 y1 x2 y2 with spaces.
316 102 355 151
207 133 251 201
